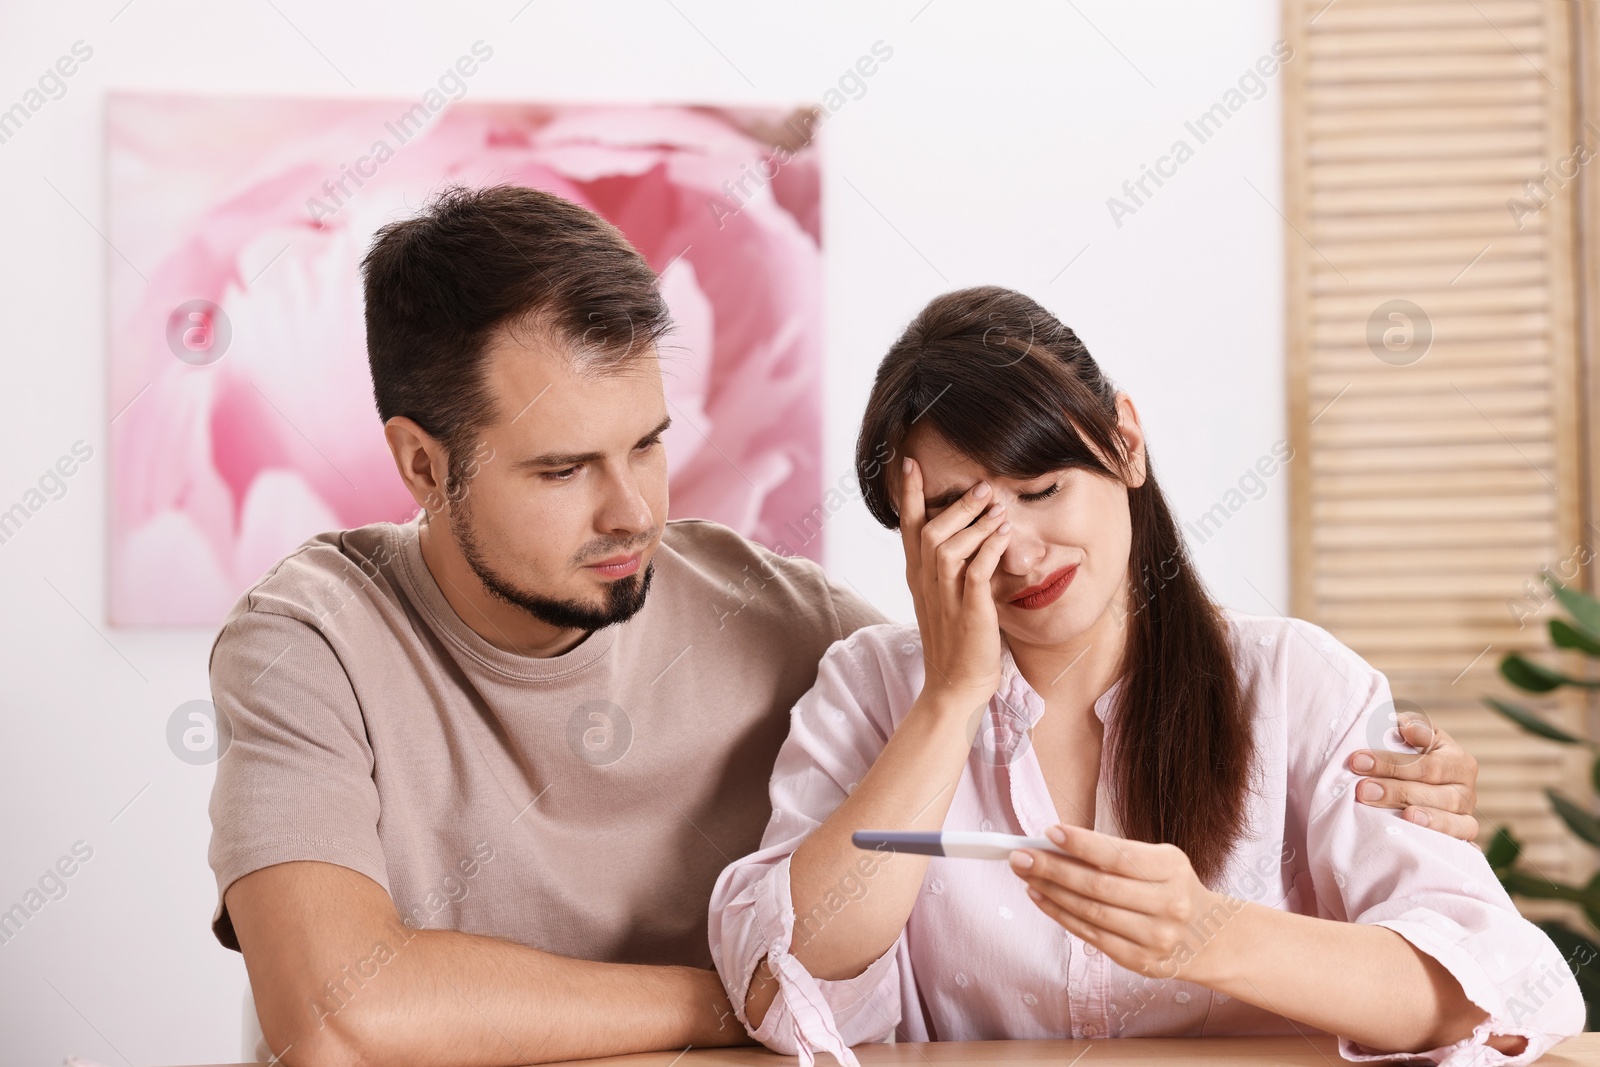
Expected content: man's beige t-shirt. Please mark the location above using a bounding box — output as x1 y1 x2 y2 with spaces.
206 514 887 967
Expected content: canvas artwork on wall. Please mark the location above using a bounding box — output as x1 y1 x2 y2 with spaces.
106 88 824 626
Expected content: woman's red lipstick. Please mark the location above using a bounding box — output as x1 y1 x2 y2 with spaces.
1008 565 1077 610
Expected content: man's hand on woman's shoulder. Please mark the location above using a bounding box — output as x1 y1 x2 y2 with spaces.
1347 715 1480 842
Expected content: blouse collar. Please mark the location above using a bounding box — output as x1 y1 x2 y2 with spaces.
996 633 1126 726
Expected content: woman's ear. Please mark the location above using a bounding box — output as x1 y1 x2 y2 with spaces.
1114 392 1148 489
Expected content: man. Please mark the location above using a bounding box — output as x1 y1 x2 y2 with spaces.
208 184 1483 1066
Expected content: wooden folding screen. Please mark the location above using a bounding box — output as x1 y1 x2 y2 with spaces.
1282 0 1593 885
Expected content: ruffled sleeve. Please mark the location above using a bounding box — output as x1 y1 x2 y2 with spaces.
708 627 911 1066
1285 618 1585 1064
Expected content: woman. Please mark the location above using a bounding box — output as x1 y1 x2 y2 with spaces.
707 287 1582 1066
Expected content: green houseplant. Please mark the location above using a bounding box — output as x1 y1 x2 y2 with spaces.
1482 574 1600 1027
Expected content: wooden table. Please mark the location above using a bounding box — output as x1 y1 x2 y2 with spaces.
179 1034 1600 1066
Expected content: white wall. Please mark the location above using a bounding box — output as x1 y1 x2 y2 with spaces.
0 1 1283 1062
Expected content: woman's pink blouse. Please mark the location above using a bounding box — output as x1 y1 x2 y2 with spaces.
707 611 1584 1067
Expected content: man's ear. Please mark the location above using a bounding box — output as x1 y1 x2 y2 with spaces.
384 416 450 515
1114 392 1148 489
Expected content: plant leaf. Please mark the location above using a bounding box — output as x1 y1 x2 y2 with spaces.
1553 618 1600 657
1501 653 1577 693
1484 826 1522 869
1545 575 1600 644
1483 696 1585 744
1548 789 1600 848
1543 916 1600 965
1532 920 1600 1030
1503 869 1585 901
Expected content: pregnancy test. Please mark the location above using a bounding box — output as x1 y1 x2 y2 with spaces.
852 830 1068 860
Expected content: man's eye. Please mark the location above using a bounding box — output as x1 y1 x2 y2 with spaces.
544 466 580 482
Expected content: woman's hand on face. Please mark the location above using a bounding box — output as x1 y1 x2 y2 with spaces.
899 456 1013 711
1009 824 1238 984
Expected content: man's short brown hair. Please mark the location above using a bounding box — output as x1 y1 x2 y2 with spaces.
360 183 670 478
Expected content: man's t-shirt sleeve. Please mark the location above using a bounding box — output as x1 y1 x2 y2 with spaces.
207 607 389 951
822 574 891 640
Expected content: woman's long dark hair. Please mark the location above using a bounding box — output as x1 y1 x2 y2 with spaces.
855 286 1254 886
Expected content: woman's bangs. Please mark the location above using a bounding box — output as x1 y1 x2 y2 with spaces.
915 351 1120 482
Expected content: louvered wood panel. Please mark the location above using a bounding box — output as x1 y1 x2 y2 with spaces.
1283 0 1592 898
1579 0 1600 699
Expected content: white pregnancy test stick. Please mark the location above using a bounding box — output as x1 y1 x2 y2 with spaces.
852 830 1068 860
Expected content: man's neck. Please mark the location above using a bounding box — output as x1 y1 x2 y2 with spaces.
416 513 589 658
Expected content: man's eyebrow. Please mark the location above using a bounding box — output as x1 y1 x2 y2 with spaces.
637 415 672 450
512 415 672 470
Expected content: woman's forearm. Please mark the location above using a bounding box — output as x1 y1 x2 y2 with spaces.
1195 901 1501 1054
784 692 977 982
747 463 1012 1028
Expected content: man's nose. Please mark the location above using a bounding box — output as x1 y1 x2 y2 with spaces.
598 466 655 537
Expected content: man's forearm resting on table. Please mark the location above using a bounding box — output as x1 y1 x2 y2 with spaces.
229 861 748 1066
278 927 737 1065
1199 900 1525 1057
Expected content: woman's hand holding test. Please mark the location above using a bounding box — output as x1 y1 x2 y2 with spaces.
1009 823 1520 1056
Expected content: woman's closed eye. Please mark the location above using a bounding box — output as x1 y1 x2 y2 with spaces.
941 481 1062 527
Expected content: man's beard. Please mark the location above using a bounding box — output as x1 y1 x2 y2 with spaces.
451 508 655 633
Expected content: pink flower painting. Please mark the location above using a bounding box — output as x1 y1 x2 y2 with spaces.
107 92 824 626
